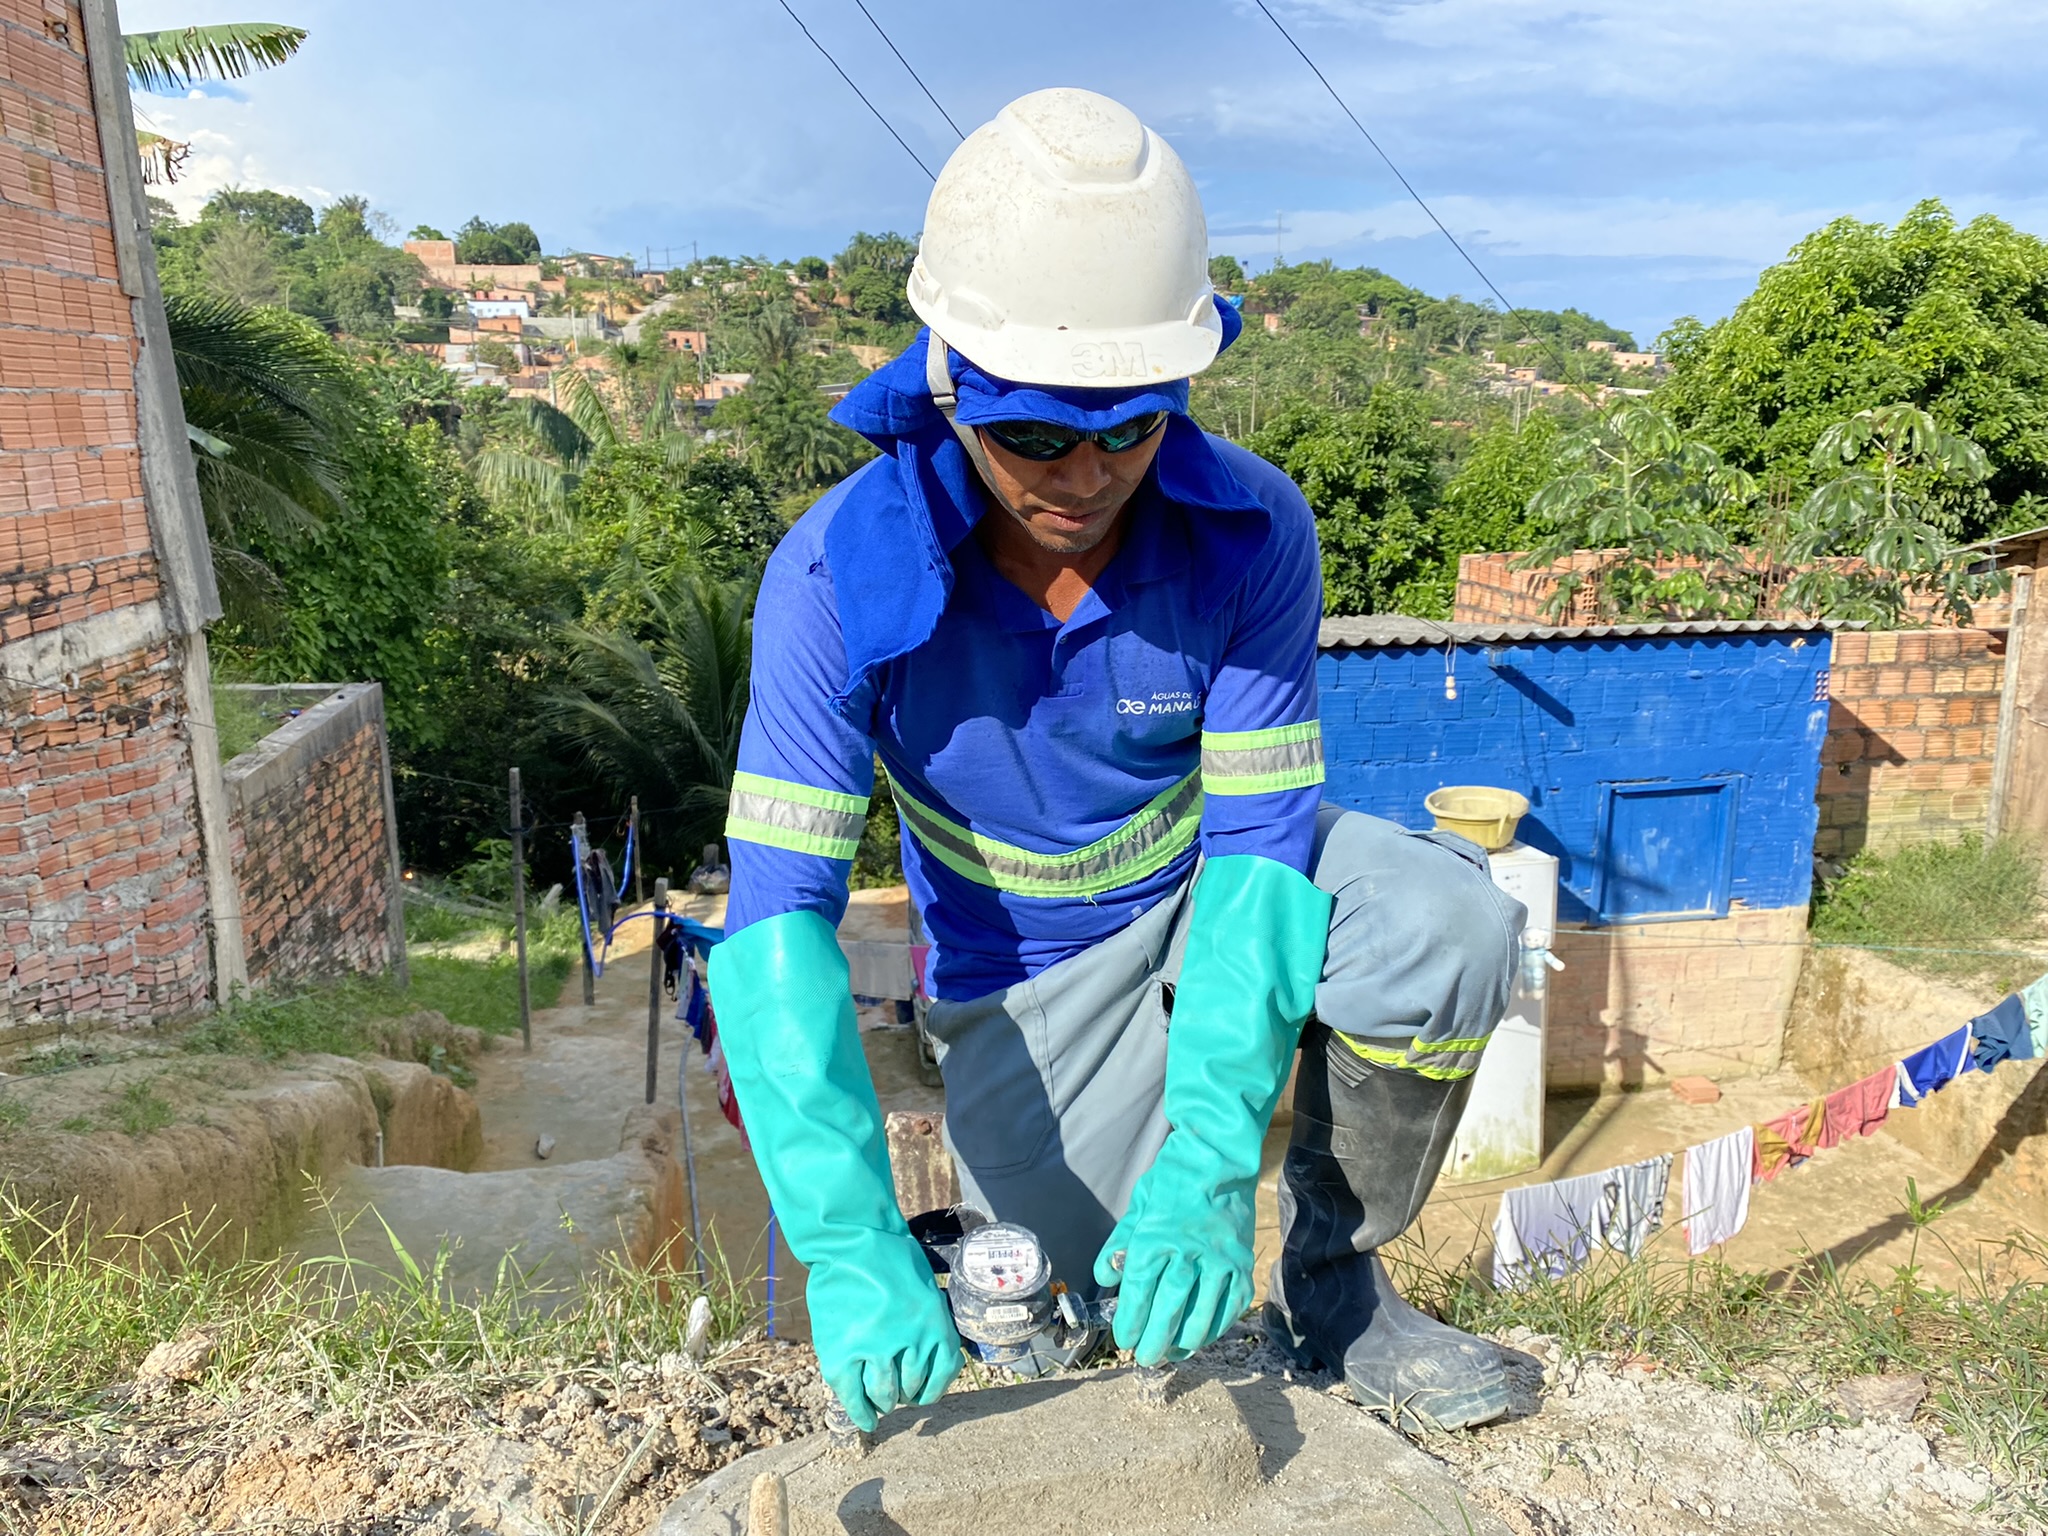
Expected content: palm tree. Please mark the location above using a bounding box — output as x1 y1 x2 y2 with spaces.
165 295 355 624
123 23 307 183
473 360 699 529
546 565 755 857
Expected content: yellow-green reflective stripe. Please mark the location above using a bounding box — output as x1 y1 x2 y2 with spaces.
895 770 1203 898
725 772 869 860
1201 722 1325 797
1333 1030 1488 1081
730 771 869 817
723 817 862 860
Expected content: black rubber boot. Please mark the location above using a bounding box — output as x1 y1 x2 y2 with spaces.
1263 1020 1507 1431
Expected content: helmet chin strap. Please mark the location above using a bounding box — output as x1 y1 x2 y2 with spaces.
925 333 1019 520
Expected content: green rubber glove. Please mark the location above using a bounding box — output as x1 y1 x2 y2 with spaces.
1095 855 1332 1365
709 910 962 1429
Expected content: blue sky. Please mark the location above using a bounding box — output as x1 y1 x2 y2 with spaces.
123 0 2048 346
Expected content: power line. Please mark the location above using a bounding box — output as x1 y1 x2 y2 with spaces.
851 0 964 141
772 0 936 181
1248 0 1600 405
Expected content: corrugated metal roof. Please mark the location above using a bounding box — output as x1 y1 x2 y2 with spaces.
1318 615 1849 649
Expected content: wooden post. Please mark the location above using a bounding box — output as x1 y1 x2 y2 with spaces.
629 795 643 903
647 877 668 1105
574 811 595 1007
510 768 532 1052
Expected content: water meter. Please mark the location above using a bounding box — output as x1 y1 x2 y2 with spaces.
947 1221 1055 1363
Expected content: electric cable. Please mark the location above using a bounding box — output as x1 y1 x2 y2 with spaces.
1248 0 1601 405
772 0 937 181
851 0 964 141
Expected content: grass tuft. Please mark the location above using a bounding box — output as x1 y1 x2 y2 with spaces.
0 1189 765 1441
1811 834 2046 987
1392 1201 2048 1509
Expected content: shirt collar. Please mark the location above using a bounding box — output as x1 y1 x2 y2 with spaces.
821 336 1272 715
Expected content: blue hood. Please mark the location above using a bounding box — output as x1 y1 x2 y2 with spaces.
818 299 1266 716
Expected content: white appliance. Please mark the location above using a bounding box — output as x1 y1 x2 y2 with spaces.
1444 840 1558 1183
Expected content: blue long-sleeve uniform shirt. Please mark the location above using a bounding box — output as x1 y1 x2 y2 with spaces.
724 337 1325 1002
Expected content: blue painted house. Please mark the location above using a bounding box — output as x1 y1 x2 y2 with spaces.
1315 617 1838 1087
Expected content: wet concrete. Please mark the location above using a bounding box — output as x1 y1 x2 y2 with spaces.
660 1361 1509 1536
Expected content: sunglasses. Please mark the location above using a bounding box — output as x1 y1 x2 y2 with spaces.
980 411 1170 462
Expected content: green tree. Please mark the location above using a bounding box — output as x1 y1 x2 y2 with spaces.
1247 391 1445 615
1208 254 1246 291
202 186 316 236
455 216 541 264
713 360 863 494
1520 402 1756 620
228 413 449 737
1659 200 2048 537
166 296 354 622
1784 404 1998 624
1434 412 1561 577
408 224 447 242
198 220 283 308
546 567 755 857
573 447 786 593
795 255 830 282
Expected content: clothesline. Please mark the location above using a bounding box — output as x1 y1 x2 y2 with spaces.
1491 969 2048 1289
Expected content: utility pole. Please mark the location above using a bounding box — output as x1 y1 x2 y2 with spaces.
510 768 531 1051
1275 211 1287 270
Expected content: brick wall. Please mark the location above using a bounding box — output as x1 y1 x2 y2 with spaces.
222 684 405 987
1455 553 2011 857
0 0 217 1041
1 638 211 1028
1546 907 1807 1088
1454 550 2014 629
1818 628 2005 857
0 1 160 642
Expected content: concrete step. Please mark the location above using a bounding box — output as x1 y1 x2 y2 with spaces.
301 1106 687 1303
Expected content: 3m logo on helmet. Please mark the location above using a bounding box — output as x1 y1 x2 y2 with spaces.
1070 342 1148 379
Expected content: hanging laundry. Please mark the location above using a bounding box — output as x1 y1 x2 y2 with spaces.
1753 1098 1825 1181
1818 1067 1894 1150
1969 993 2036 1073
1684 1126 1754 1256
1894 1026 1975 1108
2023 971 2048 1061
1490 1154 1672 1289
1615 1154 1672 1252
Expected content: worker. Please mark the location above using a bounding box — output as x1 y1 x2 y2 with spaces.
708 88 1525 1436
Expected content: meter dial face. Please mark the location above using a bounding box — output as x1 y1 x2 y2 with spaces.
956 1223 1049 1295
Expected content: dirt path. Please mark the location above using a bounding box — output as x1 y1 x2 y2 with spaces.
464 889 941 1339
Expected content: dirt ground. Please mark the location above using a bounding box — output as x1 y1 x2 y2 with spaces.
2 1320 2027 1535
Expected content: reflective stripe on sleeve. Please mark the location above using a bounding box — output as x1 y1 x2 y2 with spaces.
894 768 1204 898
724 771 870 860
1200 721 1325 796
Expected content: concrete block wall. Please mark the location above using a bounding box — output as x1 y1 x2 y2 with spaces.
1456 552 2012 856
222 685 406 987
1317 632 1832 1086
0 0 216 1040
1818 628 2006 857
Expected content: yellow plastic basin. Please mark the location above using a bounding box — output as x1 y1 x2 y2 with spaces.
1424 786 1530 852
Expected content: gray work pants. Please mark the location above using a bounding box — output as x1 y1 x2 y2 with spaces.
921 808 1527 1294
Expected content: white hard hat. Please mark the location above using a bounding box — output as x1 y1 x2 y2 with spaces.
907 87 1221 388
